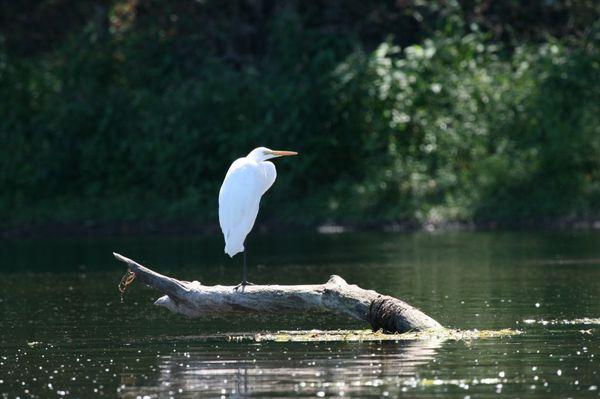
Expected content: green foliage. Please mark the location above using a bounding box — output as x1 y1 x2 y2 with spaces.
328 31 600 225
0 2 598 230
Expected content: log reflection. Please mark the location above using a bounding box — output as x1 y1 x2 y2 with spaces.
120 338 443 398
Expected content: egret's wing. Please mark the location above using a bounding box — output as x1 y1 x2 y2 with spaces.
218 159 265 257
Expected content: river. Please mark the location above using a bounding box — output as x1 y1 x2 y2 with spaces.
1 231 599 397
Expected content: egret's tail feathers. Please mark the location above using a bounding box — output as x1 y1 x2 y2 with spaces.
224 241 244 258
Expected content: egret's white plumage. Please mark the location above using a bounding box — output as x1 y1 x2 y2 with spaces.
218 147 296 259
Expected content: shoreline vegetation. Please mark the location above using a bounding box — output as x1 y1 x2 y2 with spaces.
1 2 599 236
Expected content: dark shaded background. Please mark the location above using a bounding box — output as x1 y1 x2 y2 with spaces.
1 0 599 234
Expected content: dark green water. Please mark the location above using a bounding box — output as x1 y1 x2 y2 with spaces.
1 231 599 398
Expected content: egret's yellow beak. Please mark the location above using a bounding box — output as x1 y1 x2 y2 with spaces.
268 150 298 157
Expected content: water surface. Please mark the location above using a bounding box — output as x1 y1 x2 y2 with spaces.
1 231 599 397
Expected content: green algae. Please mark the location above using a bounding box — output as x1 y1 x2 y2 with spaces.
226 328 522 343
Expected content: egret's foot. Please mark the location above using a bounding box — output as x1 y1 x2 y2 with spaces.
233 281 255 291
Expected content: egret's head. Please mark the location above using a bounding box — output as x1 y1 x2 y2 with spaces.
248 147 298 162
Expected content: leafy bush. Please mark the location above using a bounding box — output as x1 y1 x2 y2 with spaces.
328 30 600 226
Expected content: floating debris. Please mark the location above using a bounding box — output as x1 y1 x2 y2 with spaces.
561 318 600 325
226 328 521 343
523 318 600 326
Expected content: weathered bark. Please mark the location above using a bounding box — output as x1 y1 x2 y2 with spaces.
113 252 442 333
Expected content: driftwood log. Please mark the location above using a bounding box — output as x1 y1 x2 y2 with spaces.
114 252 442 333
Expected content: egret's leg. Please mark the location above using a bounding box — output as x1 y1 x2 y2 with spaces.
242 250 247 284
234 250 254 291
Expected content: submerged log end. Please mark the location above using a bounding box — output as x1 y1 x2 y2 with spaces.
368 296 442 333
323 274 441 333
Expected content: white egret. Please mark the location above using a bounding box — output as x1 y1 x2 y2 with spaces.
218 147 298 289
